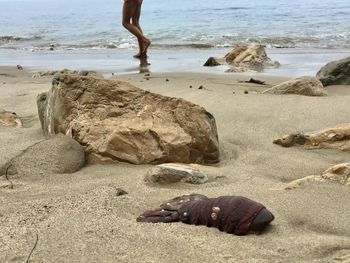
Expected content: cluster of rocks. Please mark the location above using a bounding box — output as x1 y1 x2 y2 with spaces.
274 124 350 188
1 53 349 190
204 44 280 72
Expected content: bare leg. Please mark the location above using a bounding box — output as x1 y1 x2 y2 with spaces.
132 1 143 58
122 0 150 58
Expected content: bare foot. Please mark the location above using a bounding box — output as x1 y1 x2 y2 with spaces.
133 52 142 58
141 39 151 56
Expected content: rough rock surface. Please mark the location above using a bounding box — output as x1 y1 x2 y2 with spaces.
37 74 220 164
316 56 350 86
262 76 327 96
0 134 85 177
204 44 280 72
145 163 209 184
0 109 22 127
273 123 350 152
286 163 350 189
32 69 101 78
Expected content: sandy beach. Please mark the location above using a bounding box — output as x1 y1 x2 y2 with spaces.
0 65 350 262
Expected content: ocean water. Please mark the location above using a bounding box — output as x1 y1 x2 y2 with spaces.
1 0 349 50
0 0 349 75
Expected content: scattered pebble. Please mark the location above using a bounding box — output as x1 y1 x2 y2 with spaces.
232 91 235 94
146 78 150 80
198 85 204 90
16 65 23 70
166 78 169 82
244 90 249 94
116 188 128 196
189 85 193 88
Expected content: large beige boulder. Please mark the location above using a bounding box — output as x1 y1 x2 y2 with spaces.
262 76 327 96
204 44 280 72
0 109 22 128
273 123 350 152
0 134 85 177
286 163 350 189
37 74 220 164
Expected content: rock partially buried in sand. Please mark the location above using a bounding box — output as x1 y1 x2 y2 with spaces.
137 194 275 236
273 123 350 152
37 73 220 165
286 163 350 189
316 56 350 86
262 76 327 96
145 163 209 184
204 44 280 72
0 134 85 177
0 109 22 128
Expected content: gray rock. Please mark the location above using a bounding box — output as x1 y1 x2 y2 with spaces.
145 163 209 184
0 134 85 177
316 56 350 86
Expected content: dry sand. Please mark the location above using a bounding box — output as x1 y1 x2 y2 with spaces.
0 66 350 263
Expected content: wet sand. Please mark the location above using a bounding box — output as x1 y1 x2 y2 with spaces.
0 66 350 262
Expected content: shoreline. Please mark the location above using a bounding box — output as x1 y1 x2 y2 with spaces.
1 47 349 78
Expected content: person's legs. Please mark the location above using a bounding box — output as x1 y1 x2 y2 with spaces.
122 0 150 57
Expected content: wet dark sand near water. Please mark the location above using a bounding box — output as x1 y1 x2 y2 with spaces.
0 67 350 262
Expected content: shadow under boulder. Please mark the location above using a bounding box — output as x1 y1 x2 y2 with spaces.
37 73 220 165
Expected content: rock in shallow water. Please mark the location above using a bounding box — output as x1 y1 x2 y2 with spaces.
37 73 220 165
316 56 350 86
204 44 280 72
262 76 327 96
0 134 85 177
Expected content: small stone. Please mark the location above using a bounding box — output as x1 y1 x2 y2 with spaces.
244 90 249 94
146 78 149 80
198 85 204 90
145 73 150 77
116 188 128 196
189 85 193 88
166 78 169 82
